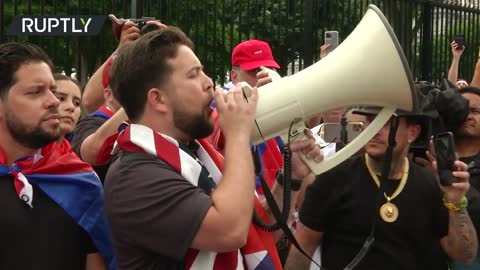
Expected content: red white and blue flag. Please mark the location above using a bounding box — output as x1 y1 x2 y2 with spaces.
0 139 115 270
117 124 282 270
205 108 284 195
90 105 115 121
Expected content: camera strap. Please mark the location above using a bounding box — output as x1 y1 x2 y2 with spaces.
254 150 322 269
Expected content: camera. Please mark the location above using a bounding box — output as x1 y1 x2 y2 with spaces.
409 80 469 158
130 17 159 33
108 14 162 40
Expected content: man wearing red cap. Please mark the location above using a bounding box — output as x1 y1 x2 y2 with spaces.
206 40 321 265
208 40 293 192
229 39 281 89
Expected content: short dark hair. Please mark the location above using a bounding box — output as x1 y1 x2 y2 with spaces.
53 73 81 89
459 86 480 97
0 42 53 97
110 27 194 122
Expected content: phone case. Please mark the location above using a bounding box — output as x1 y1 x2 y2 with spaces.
325 31 339 53
454 33 464 49
321 122 363 143
434 132 457 185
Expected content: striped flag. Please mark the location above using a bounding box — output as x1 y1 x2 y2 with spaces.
117 124 282 270
0 139 116 270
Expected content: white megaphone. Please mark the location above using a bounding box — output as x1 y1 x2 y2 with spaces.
240 4 417 175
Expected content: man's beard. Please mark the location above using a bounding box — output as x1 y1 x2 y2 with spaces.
173 108 213 140
6 109 60 149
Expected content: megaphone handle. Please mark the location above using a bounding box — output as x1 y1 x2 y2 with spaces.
296 107 396 175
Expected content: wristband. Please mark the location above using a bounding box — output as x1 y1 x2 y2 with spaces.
443 196 468 211
276 170 302 191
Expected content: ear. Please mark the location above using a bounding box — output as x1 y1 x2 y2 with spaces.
230 69 239 84
104 87 113 103
147 88 169 113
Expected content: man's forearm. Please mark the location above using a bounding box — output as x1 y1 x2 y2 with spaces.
444 209 478 263
284 248 312 270
448 58 460 84
80 108 127 165
83 52 116 113
471 59 480 87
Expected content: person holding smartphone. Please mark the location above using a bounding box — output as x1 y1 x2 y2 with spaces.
448 37 468 89
285 104 477 270
451 86 480 269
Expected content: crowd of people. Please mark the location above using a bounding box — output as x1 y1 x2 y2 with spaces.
1 17 480 270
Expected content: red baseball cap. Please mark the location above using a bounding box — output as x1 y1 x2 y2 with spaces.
102 54 116 88
232 40 280 71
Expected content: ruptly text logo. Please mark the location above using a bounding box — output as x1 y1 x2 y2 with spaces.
8 16 106 36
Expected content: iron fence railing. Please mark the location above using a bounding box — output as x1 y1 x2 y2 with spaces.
1 0 480 87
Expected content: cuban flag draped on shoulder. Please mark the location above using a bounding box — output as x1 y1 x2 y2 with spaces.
0 139 116 270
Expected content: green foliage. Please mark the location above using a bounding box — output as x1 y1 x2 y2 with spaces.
3 0 480 85
2 0 119 84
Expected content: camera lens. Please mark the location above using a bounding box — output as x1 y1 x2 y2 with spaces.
326 33 331 38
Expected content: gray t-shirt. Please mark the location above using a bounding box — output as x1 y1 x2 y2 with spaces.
104 151 212 270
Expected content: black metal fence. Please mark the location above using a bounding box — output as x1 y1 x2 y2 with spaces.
1 0 480 87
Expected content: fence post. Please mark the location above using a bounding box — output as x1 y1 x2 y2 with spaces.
421 1 433 81
132 0 143 18
0 0 4 43
302 0 314 68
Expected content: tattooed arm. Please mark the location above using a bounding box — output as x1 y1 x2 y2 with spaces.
440 209 478 264
431 159 478 263
284 222 323 270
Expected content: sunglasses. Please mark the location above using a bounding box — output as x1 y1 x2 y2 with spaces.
246 67 277 75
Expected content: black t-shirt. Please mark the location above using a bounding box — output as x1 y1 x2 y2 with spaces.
300 155 449 270
104 151 212 270
71 115 110 181
0 175 96 270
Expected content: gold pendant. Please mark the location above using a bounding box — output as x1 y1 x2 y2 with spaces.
380 202 398 223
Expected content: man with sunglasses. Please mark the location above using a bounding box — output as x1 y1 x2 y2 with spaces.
206 39 321 265
207 39 291 191
285 106 477 270
228 40 281 89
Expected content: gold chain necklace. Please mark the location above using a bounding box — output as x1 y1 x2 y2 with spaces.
365 154 409 223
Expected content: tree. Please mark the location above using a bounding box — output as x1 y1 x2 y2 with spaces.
3 0 479 86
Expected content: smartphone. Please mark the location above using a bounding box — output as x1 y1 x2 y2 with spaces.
454 33 464 50
325 31 339 53
433 132 458 186
320 122 363 144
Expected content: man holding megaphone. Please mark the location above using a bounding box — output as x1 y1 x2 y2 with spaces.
103 27 322 270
